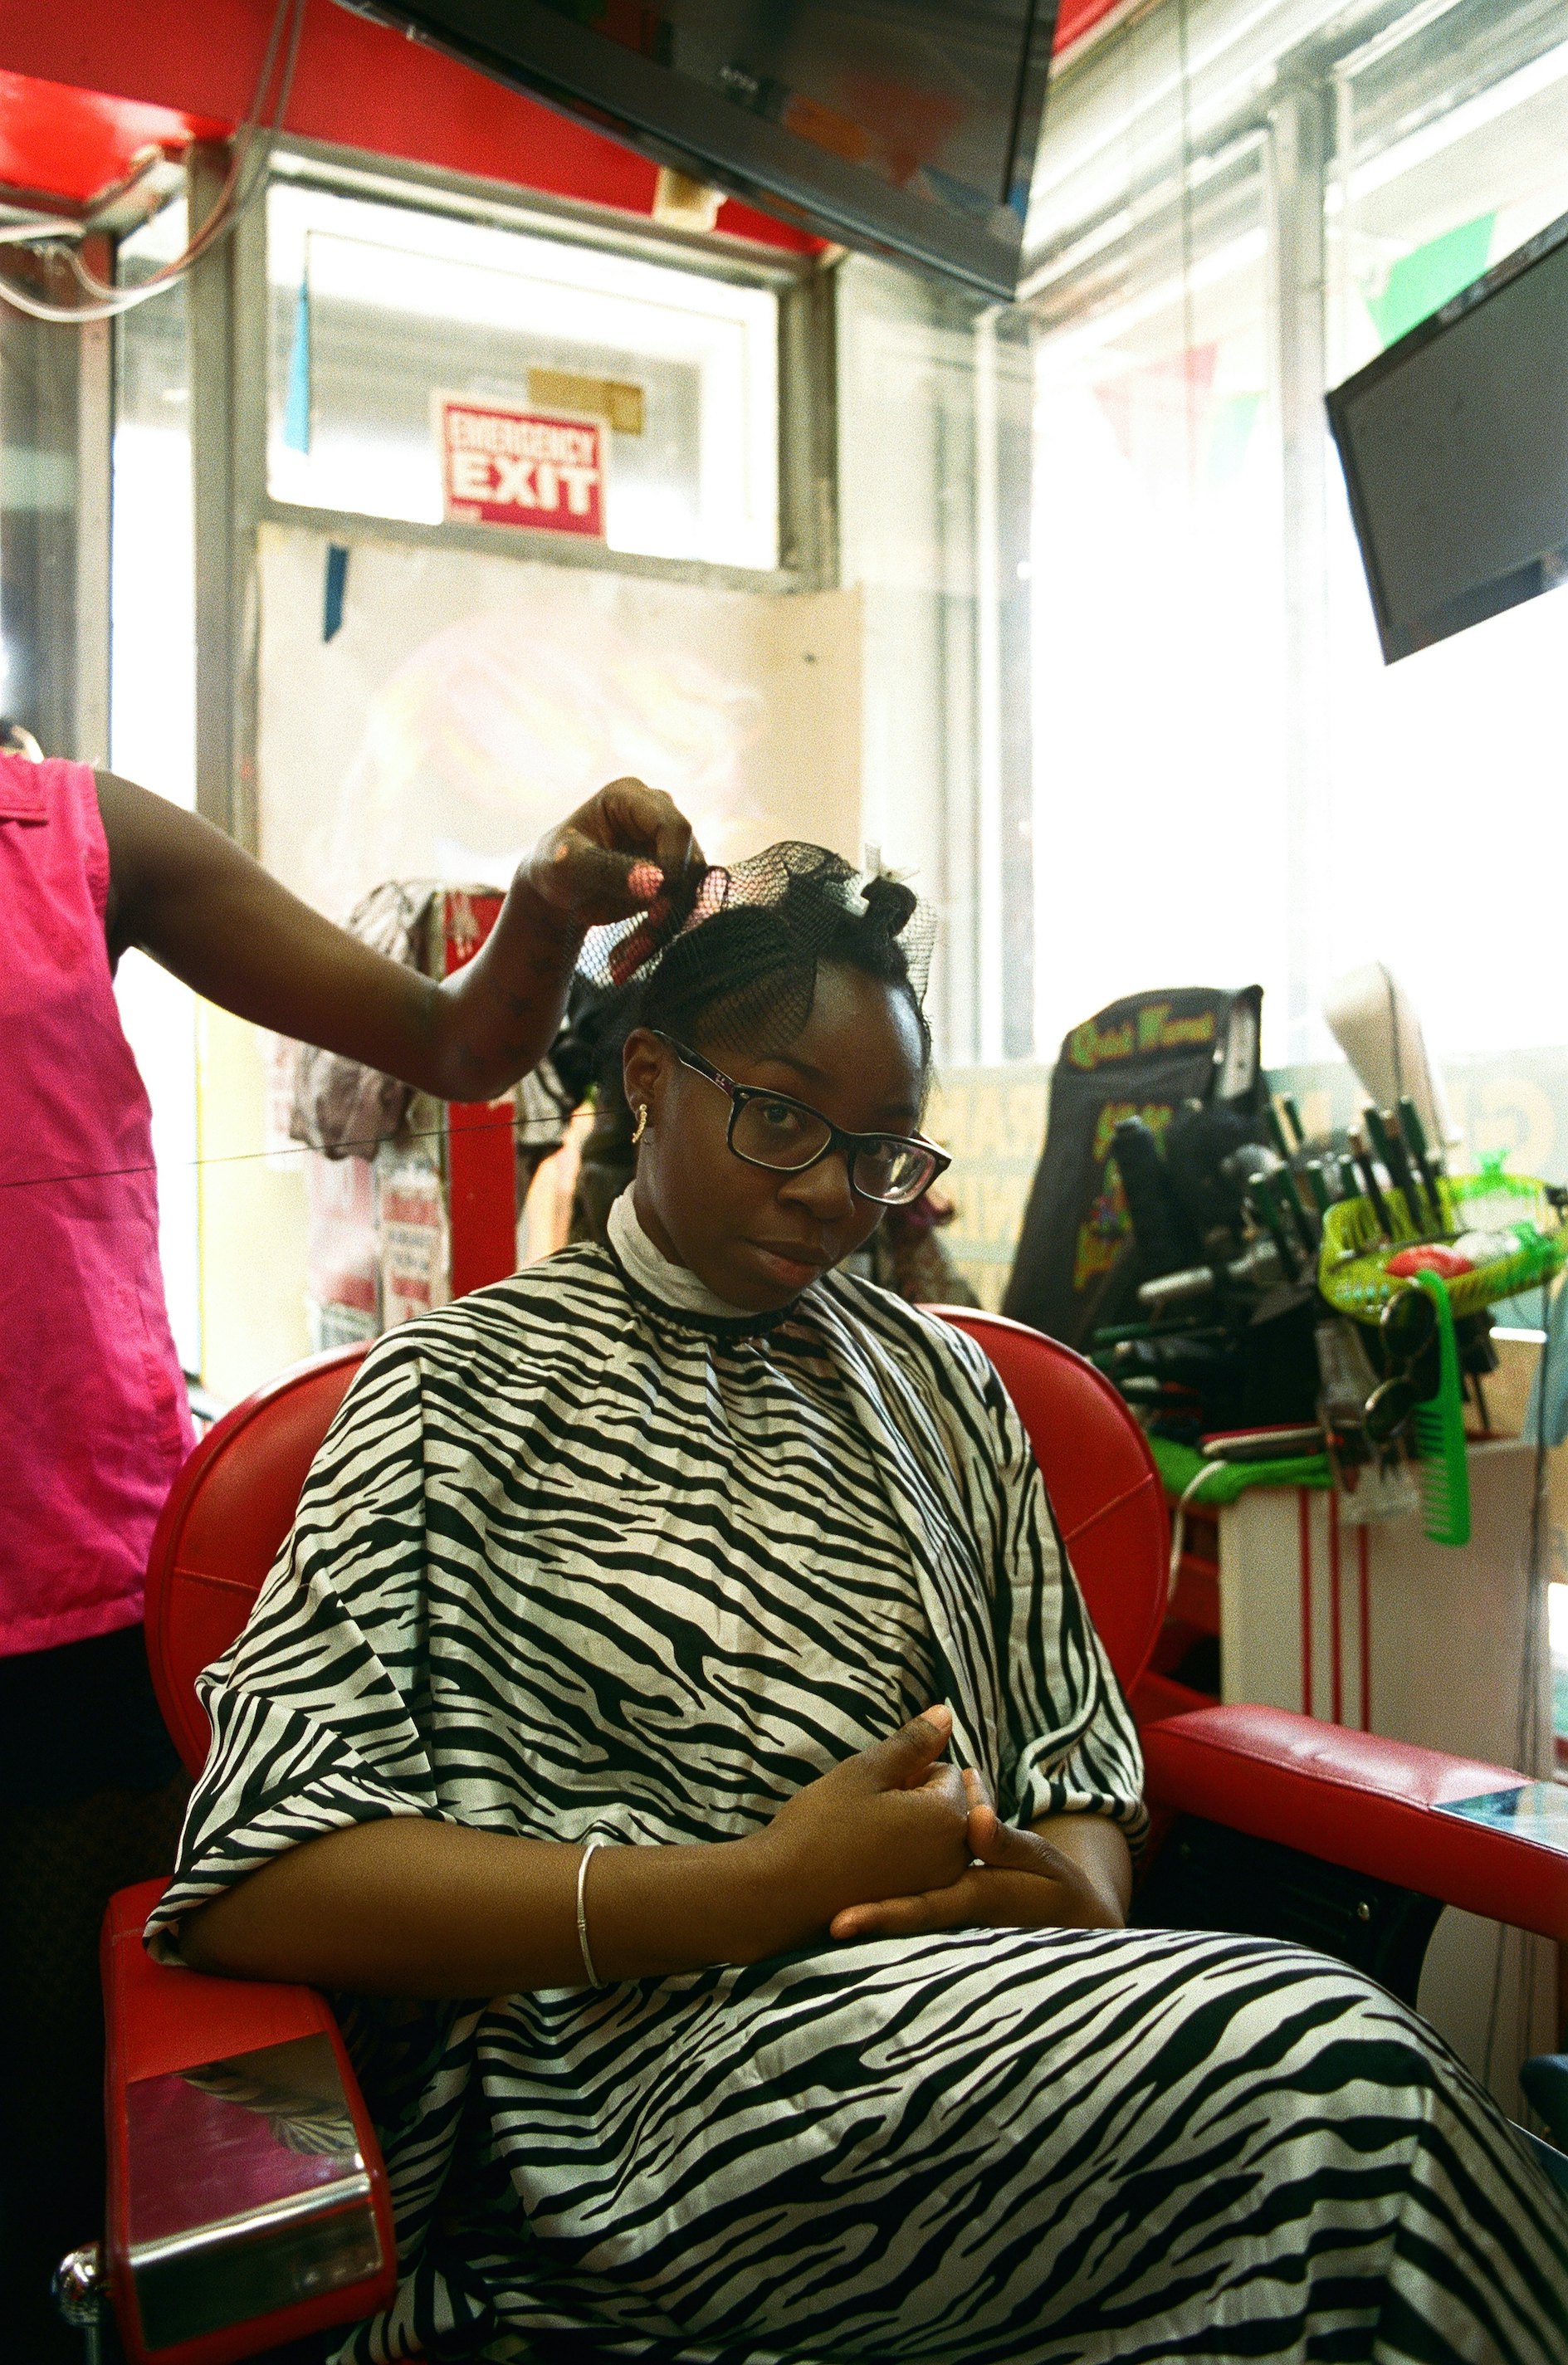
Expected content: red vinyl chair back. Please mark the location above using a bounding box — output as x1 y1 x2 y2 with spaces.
145 1309 1168 1773
926 1306 1168 1699
144 1344 370 1774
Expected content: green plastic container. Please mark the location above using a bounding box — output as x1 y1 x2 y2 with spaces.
1318 1169 1564 1325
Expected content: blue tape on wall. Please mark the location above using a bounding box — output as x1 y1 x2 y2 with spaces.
323 542 349 643
283 277 311 454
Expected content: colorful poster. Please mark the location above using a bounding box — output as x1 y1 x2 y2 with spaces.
375 1153 451 1329
434 396 606 539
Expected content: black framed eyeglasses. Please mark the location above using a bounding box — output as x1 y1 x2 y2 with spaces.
654 1033 950 1208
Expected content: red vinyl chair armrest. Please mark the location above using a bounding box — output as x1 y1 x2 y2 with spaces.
102 1879 397 2365
1141 1705 1568 1942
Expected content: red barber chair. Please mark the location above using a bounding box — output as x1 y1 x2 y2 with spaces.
62 1313 1567 2363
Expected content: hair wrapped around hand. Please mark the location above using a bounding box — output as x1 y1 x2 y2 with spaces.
576 840 935 1067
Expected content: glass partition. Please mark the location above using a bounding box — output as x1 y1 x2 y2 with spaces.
1011 0 1568 1068
1321 0 1568 1061
1030 134 1282 1063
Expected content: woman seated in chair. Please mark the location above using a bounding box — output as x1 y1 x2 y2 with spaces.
153 846 1566 2365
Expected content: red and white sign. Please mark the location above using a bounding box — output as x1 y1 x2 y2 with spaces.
434 395 606 538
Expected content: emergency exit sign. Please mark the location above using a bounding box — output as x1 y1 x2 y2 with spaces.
434 395 606 539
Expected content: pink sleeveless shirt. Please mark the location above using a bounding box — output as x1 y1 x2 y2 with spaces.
0 755 193 1657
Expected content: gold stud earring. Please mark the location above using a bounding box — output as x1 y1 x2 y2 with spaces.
631 1102 648 1145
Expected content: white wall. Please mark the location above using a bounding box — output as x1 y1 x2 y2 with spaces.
197 520 863 1400
256 522 862 914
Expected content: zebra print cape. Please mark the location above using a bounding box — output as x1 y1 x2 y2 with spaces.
149 1243 1567 2362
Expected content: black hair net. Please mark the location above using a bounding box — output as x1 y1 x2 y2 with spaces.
575 840 935 1063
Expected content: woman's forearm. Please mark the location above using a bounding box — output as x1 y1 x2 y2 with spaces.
181 1714 978 1993
1029 1809 1133 1923
181 1817 792 1997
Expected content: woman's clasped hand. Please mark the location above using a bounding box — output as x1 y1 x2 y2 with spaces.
755 1703 1129 1948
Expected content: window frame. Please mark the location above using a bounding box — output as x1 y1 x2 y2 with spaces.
197 136 838 848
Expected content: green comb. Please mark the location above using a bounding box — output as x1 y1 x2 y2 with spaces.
1409 1270 1470 1547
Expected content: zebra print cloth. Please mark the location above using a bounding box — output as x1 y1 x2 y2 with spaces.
150 1214 1568 2363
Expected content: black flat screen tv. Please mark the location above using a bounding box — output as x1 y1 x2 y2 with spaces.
348 0 1057 299
1327 207 1568 664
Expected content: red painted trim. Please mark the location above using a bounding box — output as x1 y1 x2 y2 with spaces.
0 69 227 207
1053 0 1127 54
1297 1488 1313 1717
1357 1525 1372 1731
447 1100 518 1298
442 892 520 1301
0 2 1126 232
1326 1484 1343 1727
0 0 818 247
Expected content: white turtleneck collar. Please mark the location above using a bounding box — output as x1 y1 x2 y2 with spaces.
605 1188 764 1322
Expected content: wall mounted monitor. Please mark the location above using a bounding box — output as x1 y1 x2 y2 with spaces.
345 1 1057 300
1327 207 1568 664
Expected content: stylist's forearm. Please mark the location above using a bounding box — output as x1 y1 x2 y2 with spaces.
181 1817 791 1996
429 878 584 1101
425 774 702 1098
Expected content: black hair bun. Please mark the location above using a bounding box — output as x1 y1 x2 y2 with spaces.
862 873 917 937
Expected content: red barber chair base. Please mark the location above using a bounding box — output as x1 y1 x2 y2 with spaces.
71 1312 1566 2363
94 1881 395 2365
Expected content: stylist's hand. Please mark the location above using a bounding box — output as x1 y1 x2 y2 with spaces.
520 777 703 936
755 1706 972 1936
828 1774 1125 1942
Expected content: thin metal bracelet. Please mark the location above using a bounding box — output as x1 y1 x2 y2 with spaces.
576 1838 603 1985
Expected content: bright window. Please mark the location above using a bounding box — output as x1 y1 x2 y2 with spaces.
1014 0 1568 1068
266 178 781 571
1029 138 1284 1063
1320 2 1568 1061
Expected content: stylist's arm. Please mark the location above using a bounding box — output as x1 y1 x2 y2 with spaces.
96 771 701 1096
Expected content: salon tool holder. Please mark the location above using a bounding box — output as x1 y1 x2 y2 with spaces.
1089 1078 1566 1543
1307 1135 1566 1544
